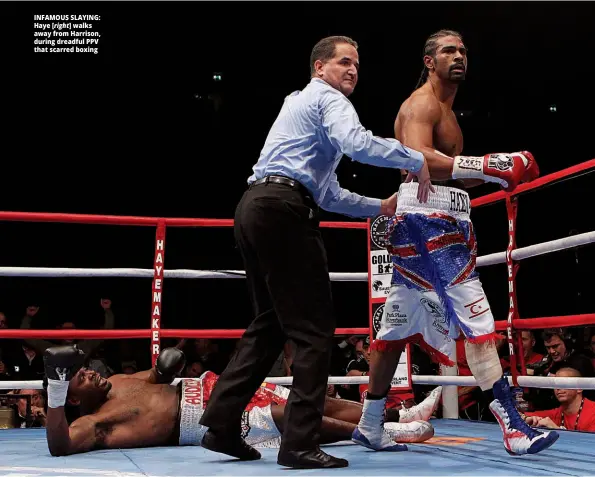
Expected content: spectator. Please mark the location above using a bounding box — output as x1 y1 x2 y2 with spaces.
541 328 593 377
0 312 11 385
524 367 595 432
2 341 45 382
329 335 360 377
184 360 205 378
87 344 114 378
4 388 47 428
268 341 294 377
181 338 228 374
19 299 116 359
496 331 544 413
521 330 545 368
120 360 138 374
586 333 595 370
343 336 370 402
528 328 594 410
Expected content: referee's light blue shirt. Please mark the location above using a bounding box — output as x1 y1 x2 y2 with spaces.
248 78 425 218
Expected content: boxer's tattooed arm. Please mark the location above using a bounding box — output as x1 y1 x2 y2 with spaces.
47 411 99 456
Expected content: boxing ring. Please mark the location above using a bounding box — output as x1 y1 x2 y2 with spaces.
0 159 594 476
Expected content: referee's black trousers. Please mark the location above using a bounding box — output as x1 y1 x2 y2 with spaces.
200 181 337 453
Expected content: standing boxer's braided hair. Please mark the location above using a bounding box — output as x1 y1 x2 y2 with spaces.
415 29 463 89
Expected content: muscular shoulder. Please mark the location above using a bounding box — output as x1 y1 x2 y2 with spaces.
399 89 441 124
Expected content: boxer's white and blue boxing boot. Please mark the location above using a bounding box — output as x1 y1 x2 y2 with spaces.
399 386 442 423
490 376 559 455
352 397 408 451
385 421 435 443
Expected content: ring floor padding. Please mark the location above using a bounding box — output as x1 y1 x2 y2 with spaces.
0 419 593 476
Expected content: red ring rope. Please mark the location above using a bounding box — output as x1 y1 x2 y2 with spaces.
1 314 594 339
0 160 593 366
0 212 367 230
470 159 595 208
0 160 591 227
0 328 371 340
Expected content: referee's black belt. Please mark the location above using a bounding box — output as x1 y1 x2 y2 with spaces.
250 175 310 196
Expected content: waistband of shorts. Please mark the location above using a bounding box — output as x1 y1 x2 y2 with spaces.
178 378 208 446
397 182 471 221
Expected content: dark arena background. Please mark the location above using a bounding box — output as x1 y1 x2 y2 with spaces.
2 1 594 371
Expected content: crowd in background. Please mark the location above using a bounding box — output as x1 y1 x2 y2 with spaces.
1 299 594 432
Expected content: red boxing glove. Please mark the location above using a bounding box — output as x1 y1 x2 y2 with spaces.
452 151 539 192
520 150 539 182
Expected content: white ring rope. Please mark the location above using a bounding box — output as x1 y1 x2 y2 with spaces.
0 231 592 280
476 230 595 267
0 268 366 281
3 375 595 391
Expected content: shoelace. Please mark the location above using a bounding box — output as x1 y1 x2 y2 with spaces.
501 394 540 440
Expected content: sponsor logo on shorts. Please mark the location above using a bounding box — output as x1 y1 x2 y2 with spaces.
464 297 490 319
385 303 407 326
487 154 514 171
372 304 384 333
420 297 450 338
370 215 390 249
182 378 203 406
449 191 470 214
240 410 251 438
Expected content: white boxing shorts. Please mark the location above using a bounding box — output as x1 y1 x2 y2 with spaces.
375 183 501 365
240 405 282 448
178 378 282 448
178 378 209 446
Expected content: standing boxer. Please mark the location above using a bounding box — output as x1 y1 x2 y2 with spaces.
353 29 558 456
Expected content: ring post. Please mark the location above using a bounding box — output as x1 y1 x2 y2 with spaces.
150 219 166 367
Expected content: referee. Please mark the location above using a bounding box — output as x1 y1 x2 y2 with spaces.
200 35 431 469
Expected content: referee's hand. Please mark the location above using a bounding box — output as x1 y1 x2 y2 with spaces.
406 157 435 203
380 192 398 217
